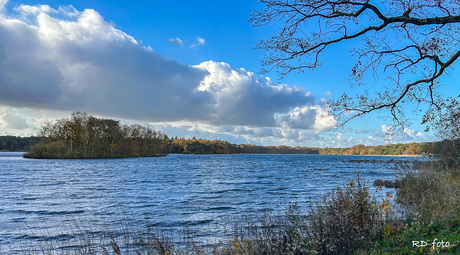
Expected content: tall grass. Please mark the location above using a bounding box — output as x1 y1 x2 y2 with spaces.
356 158 460 254
396 159 460 222
3 219 180 255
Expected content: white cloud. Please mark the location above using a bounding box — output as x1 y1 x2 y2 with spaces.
149 120 331 147
0 0 6 13
281 129 300 139
168 37 183 47
191 36 205 48
0 2 349 145
0 3 331 130
15 4 53 16
404 128 428 140
0 4 213 121
275 106 337 131
380 124 395 140
195 61 320 127
0 108 30 129
378 125 431 143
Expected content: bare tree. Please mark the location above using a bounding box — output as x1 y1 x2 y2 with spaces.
251 0 460 132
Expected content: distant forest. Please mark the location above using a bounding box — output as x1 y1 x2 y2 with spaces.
1 112 459 158
2 134 459 158
320 143 436 156
167 138 319 154
0 136 41 152
167 138 459 157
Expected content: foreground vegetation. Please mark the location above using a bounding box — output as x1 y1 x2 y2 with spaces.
358 159 460 254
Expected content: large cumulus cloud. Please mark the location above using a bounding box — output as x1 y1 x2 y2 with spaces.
0 1 334 131
195 61 315 127
0 5 212 121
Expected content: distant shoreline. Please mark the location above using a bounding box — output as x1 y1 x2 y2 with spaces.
319 154 426 157
0 151 427 157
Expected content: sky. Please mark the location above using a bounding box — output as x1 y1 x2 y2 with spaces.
0 0 448 147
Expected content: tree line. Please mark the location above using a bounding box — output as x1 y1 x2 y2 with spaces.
3 112 460 158
166 138 460 157
320 143 435 156
319 140 460 157
23 112 168 159
0 136 41 152
166 137 319 154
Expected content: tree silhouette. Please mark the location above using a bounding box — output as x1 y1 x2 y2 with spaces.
252 0 460 132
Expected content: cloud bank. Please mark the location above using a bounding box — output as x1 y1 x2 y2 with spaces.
0 1 335 142
0 108 29 129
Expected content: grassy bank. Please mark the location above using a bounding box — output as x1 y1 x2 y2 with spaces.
5 159 460 254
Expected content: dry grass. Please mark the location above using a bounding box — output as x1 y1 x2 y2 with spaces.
396 159 460 222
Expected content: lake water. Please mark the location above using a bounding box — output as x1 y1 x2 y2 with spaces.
0 152 418 252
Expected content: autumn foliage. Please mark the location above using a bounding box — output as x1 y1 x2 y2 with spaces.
24 112 168 159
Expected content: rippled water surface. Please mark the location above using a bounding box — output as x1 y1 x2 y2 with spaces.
0 152 417 250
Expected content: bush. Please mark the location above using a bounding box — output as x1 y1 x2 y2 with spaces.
220 176 392 255
304 177 389 254
373 179 403 189
373 179 384 187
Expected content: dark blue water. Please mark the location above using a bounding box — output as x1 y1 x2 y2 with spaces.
0 152 417 251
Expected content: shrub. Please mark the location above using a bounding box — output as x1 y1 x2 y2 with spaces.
213 176 392 255
373 179 384 187
373 179 404 189
304 177 389 254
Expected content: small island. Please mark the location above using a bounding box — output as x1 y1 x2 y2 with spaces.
23 112 168 159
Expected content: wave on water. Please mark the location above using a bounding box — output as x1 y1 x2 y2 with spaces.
0 153 413 250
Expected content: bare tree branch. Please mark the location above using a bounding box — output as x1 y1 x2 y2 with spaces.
252 0 460 132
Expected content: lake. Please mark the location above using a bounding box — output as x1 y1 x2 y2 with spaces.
0 152 418 252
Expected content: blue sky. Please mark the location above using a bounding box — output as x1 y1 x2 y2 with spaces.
0 0 444 147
